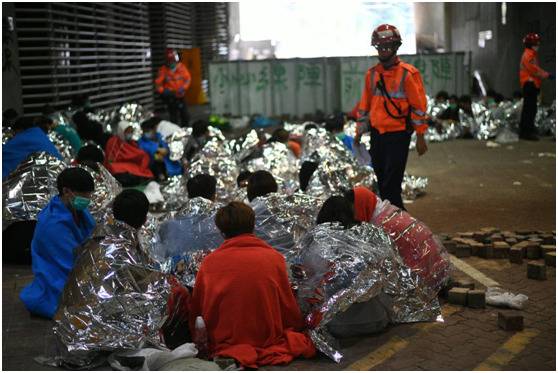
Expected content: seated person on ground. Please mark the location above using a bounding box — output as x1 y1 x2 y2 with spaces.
434 90 449 104
246 170 278 202
315 195 390 337
437 94 460 123
3 116 62 180
325 112 353 152
104 121 154 187
138 117 183 181
268 128 302 158
42 104 83 153
189 201 316 367
71 111 110 149
184 120 211 161
19 167 96 319
187 174 217 201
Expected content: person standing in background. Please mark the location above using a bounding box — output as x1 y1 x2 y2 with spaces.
155 48 192 127
518 32 554 141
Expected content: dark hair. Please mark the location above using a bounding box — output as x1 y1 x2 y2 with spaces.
435 91 449 101
12 116 36 132
112 189 150 229
141 116 163 132
187 174 217 201
192 120 209 138
512 91 523 99
56 167 95 195
343 189 355 204
76 144 105 164
72 111 89 127
237 170 252 187
269 128 289 143
3 108 18 121
247 170 278 201
304 123 318 131
449 95 459 102
325 113 344 133
215 201 255 238
299 161 319 192
316 196 356 229
34 115 54 133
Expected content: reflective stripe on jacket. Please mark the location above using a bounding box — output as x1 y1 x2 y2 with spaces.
520 48 549 89
357 59 428 135
154 63 192 97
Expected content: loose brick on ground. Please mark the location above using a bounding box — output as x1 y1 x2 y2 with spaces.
467 290 486 309
493 241 510 258
544 252 555 267
498 311 524 331
540 245 555 254
509 247 523 264
448 288 469 306
455 244 471 258
527 261 547 280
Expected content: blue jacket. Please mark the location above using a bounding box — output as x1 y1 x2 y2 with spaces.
2 127 63 180
19 195 95 318
138 132 183 176
336 133 354 152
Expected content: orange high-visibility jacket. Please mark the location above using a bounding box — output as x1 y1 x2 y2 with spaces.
357 58 428 135
519 48 549 89
155 62 192 97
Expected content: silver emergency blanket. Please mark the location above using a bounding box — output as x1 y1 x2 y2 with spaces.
402 173 428 201
229 129 261 163
78 163 122 220
535 100 556 136
188 128 239 203
293 222 441 362
48 131 74 163
244 141 301 194
158 175 189 212
53 218 171 367
87 108 117 134
2 152 66 229
250 192 323 258
146 198 223 287
371 200 452 298
2 126 14 144
166 127 192 161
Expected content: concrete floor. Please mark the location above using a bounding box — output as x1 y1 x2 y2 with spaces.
2 137 556 370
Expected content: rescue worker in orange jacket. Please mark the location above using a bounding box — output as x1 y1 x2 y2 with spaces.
354 24 428 210
518 33 553 141
155 48 192 127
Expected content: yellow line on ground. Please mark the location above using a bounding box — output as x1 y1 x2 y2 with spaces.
473 329 539 371
345 305 461 371
449 255 501 288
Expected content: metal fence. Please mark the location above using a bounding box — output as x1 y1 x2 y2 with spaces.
209 52 470 117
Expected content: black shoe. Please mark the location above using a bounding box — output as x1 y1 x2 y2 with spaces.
519 132 539 141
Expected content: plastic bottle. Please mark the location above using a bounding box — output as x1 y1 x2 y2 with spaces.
193 316 209 359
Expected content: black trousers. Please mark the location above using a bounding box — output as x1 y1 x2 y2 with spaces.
519 81 539 136
369 128 411 210
163 95 190 127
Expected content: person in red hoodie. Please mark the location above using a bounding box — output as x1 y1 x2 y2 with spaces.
189 201 316 368
104 121 154 187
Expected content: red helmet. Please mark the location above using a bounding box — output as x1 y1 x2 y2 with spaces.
166 48 179 63
371 24 402 49
523 33 541 46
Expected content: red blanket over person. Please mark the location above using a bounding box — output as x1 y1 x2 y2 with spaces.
189 233 316 368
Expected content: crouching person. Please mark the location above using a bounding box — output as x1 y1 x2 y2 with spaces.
20 168 96 319
189 202 316 368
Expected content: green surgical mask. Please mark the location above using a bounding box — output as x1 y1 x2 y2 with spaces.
71 196 91 211
449 103 458 109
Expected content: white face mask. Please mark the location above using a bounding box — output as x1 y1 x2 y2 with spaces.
533 46 539 52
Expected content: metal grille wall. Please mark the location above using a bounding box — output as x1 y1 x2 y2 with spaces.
195 2 230 93
14 2 153 116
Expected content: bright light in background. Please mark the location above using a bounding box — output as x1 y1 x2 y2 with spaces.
238 1 416 58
